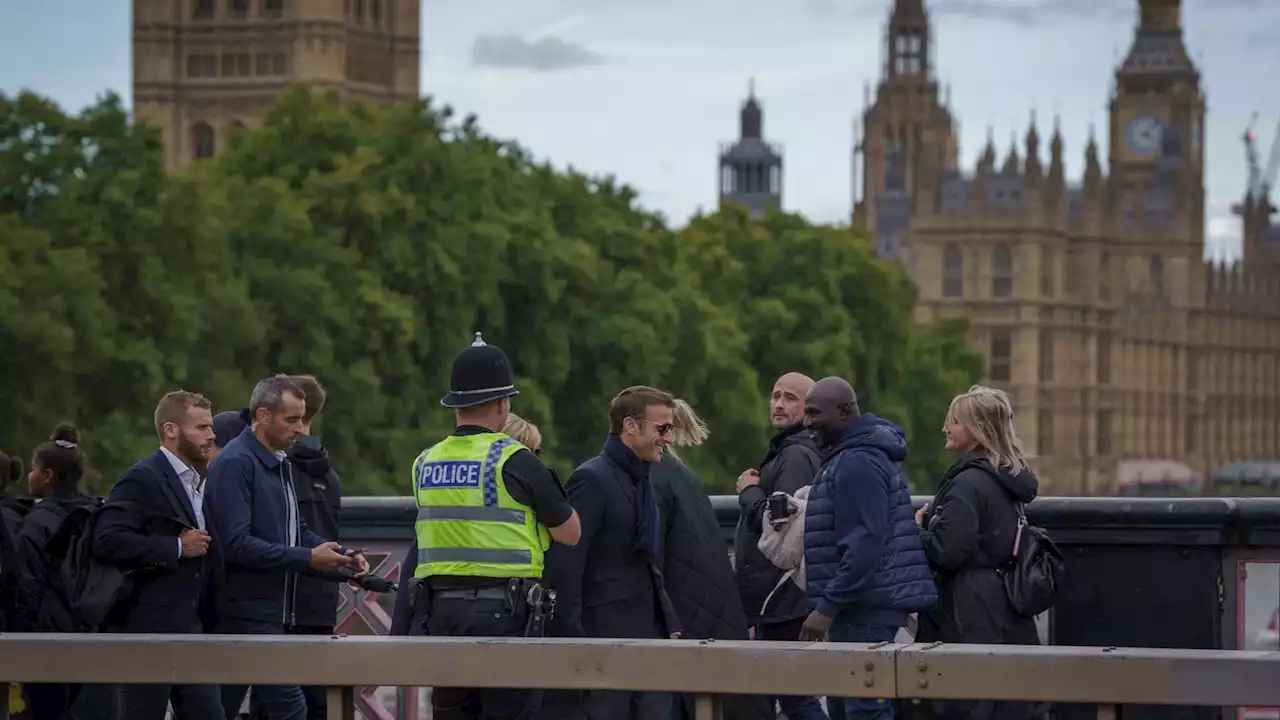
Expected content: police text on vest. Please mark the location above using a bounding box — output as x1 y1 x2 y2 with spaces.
418 460 483 490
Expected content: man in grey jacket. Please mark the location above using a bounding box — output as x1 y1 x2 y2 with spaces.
733 372 826 720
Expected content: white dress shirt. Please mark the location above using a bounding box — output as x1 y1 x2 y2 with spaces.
160 446 205 558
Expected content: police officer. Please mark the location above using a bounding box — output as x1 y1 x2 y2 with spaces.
410 332 581 720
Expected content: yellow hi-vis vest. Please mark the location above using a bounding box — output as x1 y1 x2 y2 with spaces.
411 432 551 580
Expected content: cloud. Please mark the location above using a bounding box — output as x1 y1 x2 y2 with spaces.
807 0 1126 26
1206 200 1244 261
810 0 1270 27
935 0 1127 25
470 34 604 72
1245 27 1280 46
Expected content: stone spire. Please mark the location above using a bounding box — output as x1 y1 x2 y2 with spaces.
1084 124 1102 192
1002 131 1020 175
978 128 997 174
1048 115 1065 186
1025 110 1042 180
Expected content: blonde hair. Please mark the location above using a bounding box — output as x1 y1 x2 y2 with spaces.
502 413 542 451
664 398 710 460
945 385 1029 473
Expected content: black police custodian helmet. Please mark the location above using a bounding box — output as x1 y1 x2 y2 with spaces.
440 332 520 409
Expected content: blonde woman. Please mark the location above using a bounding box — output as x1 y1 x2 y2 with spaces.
502 414 584 720
651 400 773 720
915 385 1040 720
502 413 543 455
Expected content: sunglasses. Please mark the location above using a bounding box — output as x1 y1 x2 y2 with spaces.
634 418 675 436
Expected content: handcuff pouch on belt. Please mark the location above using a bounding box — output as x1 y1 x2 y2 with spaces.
522 580 557 638
414 578 556 638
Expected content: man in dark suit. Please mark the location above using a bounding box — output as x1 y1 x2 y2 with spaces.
546 385 682 720
93 390 224 720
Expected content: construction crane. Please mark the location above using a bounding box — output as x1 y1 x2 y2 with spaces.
1242 110 1280 213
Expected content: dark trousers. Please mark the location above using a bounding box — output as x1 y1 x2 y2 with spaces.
581 612 671 720
758 618 829 720
219 618 307 720
120 682 223 720
24 682 75 720
424 595 540 720
827 624 899 720
584 688 671 719
250 625 331 720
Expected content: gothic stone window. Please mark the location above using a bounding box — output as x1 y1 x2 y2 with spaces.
992 244 1013 298
1150 255 1164 294
263 0 283 17
256 53 287 75
894 32 923 74
990 331 1012 383
1097 332 1112 384
1038 409 1053 455
1038 330 1053 382
186 54 217 78
228 0 249 17
942 243 963 297
193 0 214 19
191 122 216 160
222 53 252 77
1096 409 1113 456
1040 247 1054 297
1099 251 1112 302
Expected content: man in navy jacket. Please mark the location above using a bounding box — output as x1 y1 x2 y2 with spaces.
800 377 937 720
205 375 362 720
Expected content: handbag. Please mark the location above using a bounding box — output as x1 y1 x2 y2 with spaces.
999 500 1066 618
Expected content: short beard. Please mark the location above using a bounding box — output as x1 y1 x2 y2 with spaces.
177 435 206 468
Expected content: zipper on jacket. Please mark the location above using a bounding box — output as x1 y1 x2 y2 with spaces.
281 462 298 628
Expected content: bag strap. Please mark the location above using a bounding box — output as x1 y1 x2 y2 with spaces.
1012 502 1027 557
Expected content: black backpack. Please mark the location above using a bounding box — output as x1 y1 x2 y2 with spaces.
999 501 1066 618
0 513 17 631
45 499 137 631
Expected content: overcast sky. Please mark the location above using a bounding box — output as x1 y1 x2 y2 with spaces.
2 0 1279 260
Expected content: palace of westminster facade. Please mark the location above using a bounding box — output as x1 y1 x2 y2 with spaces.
133 0 1280 494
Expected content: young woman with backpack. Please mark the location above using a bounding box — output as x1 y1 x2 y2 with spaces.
14 423 96 720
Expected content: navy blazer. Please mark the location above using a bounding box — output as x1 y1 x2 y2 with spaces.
93 450 223 633
545 453 680 641
205 428 328 625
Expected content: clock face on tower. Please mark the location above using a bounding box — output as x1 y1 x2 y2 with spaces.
1125 114 1164 157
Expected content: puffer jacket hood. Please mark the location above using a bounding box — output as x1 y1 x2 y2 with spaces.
830 413 908 463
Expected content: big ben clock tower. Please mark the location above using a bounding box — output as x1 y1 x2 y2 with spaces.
1108 0 1205 184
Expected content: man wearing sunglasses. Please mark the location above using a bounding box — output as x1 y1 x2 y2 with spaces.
544 386 683 720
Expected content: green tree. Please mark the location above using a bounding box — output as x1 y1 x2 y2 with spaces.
0 91 255 487
0 86 982 496
675 204 983 490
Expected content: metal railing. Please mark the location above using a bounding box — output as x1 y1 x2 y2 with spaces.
1 634 1278 720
